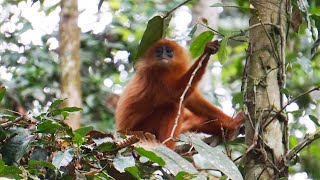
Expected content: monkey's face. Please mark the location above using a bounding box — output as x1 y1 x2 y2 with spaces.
154 44 174 63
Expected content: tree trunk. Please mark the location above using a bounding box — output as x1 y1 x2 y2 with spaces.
244 0 289 179
59 0 82 130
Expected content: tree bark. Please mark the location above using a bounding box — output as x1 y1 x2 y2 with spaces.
244 0 289 179
59 0 82 129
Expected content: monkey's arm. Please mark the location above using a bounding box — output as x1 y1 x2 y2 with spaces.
182 90 245 139
174 40 220 97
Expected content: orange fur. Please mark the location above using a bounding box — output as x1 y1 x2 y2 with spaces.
115 39 245 149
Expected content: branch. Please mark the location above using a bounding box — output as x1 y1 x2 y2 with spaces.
286 128 320 161
163 53 208 144
263 86 320 129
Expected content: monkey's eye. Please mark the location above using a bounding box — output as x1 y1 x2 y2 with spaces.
164 46 173 58
155 45 174 61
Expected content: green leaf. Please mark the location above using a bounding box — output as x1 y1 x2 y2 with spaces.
0 161 22 179
189 31 215 59
290 109 304 116
1 128 32 165
180 135 243 180
125 166 141 179
152 145 198 176
28 160 56 170
135 16 165 60
97 142 118 152
134 147 165 166
218 36 230 64
188 24 198 38
74 126 93 136
0 86 5 103
280 88 292 98
49 99 65 110
309 115 320 126
175 171 195 180
113 156 135 173
36 120 61 134
73 133 87 147
52 149 74 169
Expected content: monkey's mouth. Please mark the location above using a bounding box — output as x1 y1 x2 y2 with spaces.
161 59 169 63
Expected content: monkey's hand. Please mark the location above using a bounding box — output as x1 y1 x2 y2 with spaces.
226 111 246 140
205 40 220 55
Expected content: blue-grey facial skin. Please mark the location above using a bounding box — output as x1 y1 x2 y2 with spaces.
155 44 174 61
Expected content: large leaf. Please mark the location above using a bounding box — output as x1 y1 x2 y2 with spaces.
189 31 215 59
134 147 165 166
152 145 198 176
0 128 33 165
113 155 135 173
135 16 165 60
52 149 74 169
181 135 243 180
217 36 230 64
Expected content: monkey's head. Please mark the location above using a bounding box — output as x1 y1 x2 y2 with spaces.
140 39 190 68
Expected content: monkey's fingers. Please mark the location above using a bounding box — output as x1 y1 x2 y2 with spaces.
205 40 221 55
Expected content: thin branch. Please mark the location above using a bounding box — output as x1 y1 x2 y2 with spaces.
263 86 320 129
163 0 193 19
163 53 208 145
286 128 320 161
1 116 25 128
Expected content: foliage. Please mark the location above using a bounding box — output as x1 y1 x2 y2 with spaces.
0 98 244 179
1 0 320 179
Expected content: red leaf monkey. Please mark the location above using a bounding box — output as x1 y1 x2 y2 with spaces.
115 39 245 149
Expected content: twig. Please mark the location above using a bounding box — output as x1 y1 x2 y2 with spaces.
163 53 208 144
263 86 320 129
163 0 193 19
286 128 320 161
1 116 25 128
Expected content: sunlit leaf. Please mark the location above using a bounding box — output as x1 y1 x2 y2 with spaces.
135 147 165 166
181 135 243 180
189 31 215 59
135 16 165 60
113 156 135 173
218 36 230 64
152 145 198 176
52 149 74 169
